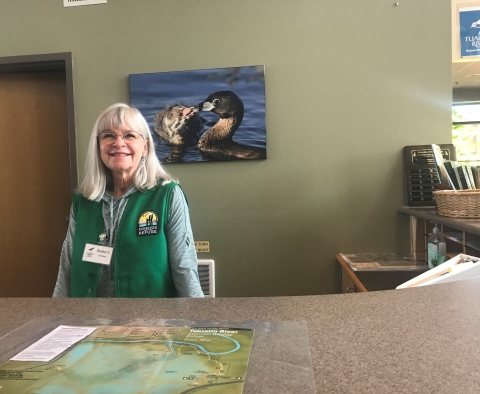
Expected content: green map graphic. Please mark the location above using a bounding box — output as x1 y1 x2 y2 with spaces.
0 326 254 394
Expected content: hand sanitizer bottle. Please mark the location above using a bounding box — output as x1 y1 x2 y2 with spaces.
438 240 447 266
427 223 447 269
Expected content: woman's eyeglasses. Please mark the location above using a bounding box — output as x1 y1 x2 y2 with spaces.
99 131 145 143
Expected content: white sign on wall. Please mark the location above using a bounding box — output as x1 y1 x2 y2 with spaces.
460 7 480 57
63 0 107 7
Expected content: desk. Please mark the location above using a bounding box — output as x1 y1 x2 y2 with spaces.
336 253 427 293
2 279 480 393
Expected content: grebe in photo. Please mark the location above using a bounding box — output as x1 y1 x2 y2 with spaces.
194 91 266 160
154 104 201 145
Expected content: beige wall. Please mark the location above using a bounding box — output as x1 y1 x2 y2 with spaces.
0 0 452 296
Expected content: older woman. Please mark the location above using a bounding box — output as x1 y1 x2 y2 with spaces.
53 103 203 298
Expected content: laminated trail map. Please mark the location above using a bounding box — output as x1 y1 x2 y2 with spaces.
0 325 254 394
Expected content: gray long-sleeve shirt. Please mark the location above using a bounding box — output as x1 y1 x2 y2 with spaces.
52 185 204 298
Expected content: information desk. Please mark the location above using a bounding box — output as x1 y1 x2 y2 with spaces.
2 280 480 393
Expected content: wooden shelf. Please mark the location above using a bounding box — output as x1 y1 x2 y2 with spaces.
399 206 480 260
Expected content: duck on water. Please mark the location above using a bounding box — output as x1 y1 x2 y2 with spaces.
153 104 203 163
193 90 266 160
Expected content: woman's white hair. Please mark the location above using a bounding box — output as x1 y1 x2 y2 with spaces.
80 103 176 201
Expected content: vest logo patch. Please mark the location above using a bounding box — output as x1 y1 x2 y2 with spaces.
138 211 159 236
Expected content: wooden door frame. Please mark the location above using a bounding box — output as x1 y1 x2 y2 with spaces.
0 52 77 191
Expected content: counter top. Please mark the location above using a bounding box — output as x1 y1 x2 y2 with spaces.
398 206 480 235
2 279 480 393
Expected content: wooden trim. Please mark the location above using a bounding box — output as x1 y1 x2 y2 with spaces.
336 255 368 292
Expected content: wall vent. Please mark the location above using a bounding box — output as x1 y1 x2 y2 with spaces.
198 259 215 298
64 0 107 7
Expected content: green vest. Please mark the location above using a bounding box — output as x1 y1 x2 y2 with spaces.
71 182 178 298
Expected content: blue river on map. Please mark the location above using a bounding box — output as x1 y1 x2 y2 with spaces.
32 335 242 394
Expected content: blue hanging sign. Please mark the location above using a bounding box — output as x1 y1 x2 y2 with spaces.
460 7 480 57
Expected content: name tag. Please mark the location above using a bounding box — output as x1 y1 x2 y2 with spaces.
82 243 113 265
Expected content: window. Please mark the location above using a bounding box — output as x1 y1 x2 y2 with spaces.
452 103 480 163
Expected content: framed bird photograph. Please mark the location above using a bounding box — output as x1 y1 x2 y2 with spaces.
129 66 267 163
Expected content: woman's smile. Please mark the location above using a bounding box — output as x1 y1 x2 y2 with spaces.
99 126 147 177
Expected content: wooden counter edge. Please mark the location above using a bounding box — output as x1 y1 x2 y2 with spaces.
336 254 368 292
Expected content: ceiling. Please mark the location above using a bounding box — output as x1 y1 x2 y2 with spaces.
453 60 480 88
452 60 480 102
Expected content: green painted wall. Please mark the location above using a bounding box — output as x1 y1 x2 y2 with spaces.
0 0 452 296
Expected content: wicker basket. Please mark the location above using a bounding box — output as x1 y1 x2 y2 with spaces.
433 190 480 218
